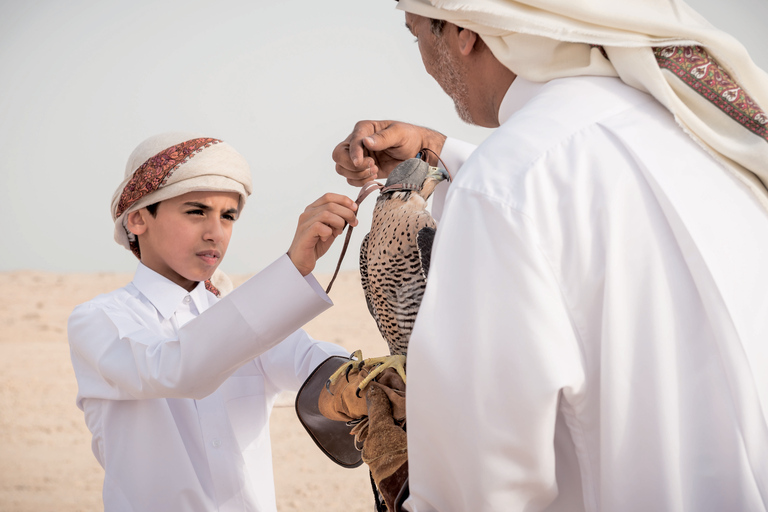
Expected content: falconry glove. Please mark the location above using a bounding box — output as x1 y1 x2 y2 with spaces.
319 363 406 423
361 383 409 512
317 359 409 511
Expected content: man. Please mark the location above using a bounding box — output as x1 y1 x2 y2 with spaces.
333 0 768 510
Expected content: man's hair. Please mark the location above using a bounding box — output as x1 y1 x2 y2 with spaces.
430 18 446 36
146 202 159 217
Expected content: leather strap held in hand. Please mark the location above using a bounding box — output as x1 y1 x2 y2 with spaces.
325 181 383 294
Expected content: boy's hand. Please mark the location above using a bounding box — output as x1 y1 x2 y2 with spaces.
288 193 358 276
332 120 446 187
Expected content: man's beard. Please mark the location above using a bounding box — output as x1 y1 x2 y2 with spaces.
434 36 473 124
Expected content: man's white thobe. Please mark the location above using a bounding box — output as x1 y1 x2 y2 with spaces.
405 76 768 511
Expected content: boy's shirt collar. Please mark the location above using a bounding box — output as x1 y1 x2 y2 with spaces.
132 262 210 319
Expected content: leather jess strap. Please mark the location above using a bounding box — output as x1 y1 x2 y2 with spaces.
325 180 383 294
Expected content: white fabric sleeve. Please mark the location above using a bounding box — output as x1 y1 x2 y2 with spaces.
430 137 477 221
258 329 350 393
404 189 584 511
68 254 332 404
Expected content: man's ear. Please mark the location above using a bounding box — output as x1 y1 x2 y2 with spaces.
457 27 479 56
126 209 148 236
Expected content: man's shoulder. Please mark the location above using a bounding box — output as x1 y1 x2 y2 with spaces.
494 76 661 155
450 76 677 206
479 78 667 162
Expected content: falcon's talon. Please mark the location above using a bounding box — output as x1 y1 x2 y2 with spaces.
356 354 407 391
326 349 366 388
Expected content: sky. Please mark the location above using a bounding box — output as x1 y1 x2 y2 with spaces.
1 0 766 276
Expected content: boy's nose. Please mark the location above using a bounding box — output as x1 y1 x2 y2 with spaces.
203 220 226 242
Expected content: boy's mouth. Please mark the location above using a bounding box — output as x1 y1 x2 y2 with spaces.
197 250 221 265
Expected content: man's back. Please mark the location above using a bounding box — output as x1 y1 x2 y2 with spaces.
407 75 768 510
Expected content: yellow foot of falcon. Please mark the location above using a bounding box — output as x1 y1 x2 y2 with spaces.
326 350 407 394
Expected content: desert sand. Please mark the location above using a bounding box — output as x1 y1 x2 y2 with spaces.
0 269 389 511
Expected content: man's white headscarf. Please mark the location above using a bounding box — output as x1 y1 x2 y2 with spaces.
111 132 252 295
398 0 768 210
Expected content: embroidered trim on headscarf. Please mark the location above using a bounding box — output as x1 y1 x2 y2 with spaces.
130 239 142 259
204 279 221 297
116 137 222 218
655 46 768 141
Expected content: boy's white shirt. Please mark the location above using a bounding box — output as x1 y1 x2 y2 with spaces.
68 254 349 512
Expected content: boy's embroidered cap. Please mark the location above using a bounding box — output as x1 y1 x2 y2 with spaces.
111 132 252 253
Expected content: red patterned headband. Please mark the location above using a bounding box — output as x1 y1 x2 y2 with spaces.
654 46 768 141
115 137 222 219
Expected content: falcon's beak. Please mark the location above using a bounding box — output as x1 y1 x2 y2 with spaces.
427 166 451 183
420 166 451 200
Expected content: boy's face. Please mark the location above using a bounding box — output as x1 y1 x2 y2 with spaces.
129 191 240 291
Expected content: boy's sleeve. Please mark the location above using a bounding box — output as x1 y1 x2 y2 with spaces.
259 329 350 393
69 254 333 406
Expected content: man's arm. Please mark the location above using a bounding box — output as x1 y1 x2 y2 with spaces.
404 188 585 511
426 136 477 221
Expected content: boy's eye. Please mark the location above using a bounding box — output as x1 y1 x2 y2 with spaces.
223 213 237 221
186 209 204 216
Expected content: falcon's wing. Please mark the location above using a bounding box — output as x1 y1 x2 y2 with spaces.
416 226 436 280
359 232 379 321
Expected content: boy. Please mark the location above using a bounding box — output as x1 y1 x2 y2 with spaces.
68 133 358 511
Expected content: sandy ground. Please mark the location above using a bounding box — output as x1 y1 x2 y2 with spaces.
0 270 389 511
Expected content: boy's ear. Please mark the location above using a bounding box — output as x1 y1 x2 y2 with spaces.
126 210 148 236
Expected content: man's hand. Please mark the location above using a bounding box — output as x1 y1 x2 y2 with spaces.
332 120 447 186
287 193 358 276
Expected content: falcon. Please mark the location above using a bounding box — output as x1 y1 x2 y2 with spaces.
329 155 450 389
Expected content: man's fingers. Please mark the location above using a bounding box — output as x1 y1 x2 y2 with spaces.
332 141 363 172
335 162 378 182
348 120 385 167
350 139 367 168
342 120 400 168
362 123 407 154
333 137 380 187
